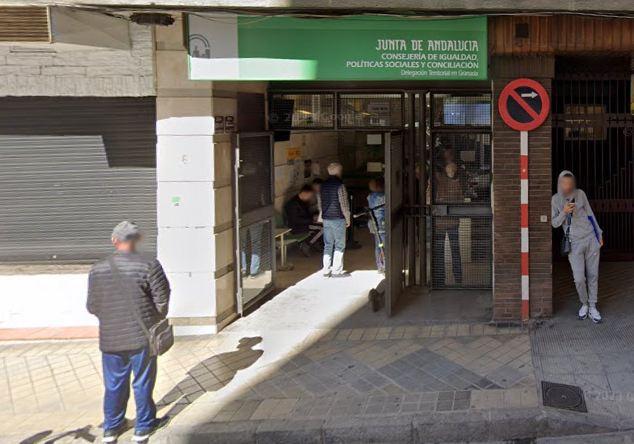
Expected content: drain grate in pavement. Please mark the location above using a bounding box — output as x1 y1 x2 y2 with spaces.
541 381 587 412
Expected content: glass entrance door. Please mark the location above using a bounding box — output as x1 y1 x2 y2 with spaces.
234 132 275 313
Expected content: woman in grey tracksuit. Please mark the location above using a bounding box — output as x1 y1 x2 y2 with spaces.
551 170 604 323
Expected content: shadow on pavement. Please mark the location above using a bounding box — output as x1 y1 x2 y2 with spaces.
157 337 263 417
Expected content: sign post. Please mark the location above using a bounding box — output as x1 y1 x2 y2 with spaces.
498 78 550 321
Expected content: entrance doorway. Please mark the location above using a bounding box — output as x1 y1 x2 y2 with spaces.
552 56 634 261
552 56 634 317
236 87 493 319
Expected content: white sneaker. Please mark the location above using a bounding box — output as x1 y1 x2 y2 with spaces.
578 304 589 320
589 305 602 323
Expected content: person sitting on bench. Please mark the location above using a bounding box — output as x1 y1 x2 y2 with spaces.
284 184 323 256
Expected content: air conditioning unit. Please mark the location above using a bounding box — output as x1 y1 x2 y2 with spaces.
0 6 131 49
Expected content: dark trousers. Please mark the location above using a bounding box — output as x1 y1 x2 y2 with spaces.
307 224 323 245
102 347 157 432
433 224 463 285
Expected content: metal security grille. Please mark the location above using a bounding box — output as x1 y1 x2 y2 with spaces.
239 219 273 306
431 133 492 205
0 97 157 263
432 93 491 127
552 68 634 259
238 135 273 215
430 93 492 289
270 93 335 129
338 93 404 128
0 136 156 262
0 7 49 42
431 216 492 288
235 133 274 312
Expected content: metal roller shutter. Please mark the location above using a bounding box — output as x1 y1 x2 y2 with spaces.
0 97 156 263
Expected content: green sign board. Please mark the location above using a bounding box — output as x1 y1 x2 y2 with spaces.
187 14 487 81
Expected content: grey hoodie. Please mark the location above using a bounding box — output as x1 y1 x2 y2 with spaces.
551 170 602 242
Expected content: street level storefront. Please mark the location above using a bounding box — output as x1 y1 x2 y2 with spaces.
159 13 634 332
160 13 496 329
3 8 634 335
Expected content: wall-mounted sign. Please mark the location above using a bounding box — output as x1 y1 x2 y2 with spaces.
214 115 235 133
498 78 550 132
187 14 487 81
286 147 301 162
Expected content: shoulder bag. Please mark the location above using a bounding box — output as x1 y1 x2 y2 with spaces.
560 214 572 257
108 257 174 356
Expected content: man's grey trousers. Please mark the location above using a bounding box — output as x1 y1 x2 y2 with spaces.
568 234 601 305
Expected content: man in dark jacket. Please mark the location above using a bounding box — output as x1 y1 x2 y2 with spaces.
284 184 323 255
87 221 170 443
320 162 351 277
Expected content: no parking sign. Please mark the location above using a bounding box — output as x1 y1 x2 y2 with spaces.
498 78 550 321
498 78 550 132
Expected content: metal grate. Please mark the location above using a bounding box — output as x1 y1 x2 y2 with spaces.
270 93 335 129
239 219 273 306
432 133 491 205
431 215 492 289
541 381 587 412
432 94 491 127
0 7 49 42
552 73 634 259
238 135 272 215
339 93 403 128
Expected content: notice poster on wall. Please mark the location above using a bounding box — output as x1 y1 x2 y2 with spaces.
187 14 487 81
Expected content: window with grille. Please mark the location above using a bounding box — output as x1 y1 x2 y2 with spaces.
338 93 403 128
270 93 335 129
432 94 491 127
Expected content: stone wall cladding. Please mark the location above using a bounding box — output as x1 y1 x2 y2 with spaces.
492 76 553 321
0 23 155 97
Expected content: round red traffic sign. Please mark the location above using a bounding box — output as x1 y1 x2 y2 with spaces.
498 78 550 131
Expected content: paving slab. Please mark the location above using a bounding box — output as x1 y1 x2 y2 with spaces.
6 262 634 442
533 263 634 428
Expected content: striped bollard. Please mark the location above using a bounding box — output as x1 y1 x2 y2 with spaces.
520 131 529 321
498 78 550 323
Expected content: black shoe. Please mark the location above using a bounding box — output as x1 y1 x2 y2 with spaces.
331 272 351 278
299 242 312 257
132 416 170 442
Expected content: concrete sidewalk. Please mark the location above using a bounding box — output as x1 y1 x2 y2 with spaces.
4 264 634 442
532 263 634 427
0 267 541 443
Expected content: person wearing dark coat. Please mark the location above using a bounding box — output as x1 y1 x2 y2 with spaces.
284 184 323 256
87 221 170 443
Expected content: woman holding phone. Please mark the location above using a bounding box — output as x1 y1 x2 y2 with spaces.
552 170 604 323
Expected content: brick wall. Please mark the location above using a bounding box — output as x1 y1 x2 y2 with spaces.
492 56 554 320
0 23 154 97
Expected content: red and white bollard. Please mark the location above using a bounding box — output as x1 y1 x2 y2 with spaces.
520 131 529 321
498 78 550 323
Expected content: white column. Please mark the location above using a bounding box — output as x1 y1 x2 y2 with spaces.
155 17 218 335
